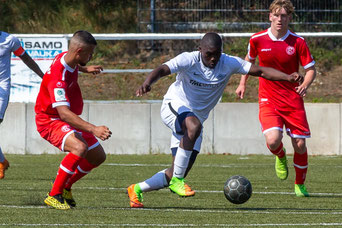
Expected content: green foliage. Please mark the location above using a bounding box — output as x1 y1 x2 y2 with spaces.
0 0 137 33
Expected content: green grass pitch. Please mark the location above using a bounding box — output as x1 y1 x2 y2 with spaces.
1 154 342 227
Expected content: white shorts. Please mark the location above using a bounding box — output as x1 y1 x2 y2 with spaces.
0 80 10 120
160 101 202 152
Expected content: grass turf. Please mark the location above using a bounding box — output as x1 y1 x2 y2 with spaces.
1 154 342 227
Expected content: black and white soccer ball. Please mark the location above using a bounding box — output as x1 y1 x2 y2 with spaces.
223 175 252 204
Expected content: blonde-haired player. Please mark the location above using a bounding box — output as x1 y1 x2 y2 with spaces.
236 0 316 197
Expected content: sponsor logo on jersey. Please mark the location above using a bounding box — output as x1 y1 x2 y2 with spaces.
286 46 295 55
61 125 71 132
189 79 224 88
261 48 272 52
54 88 66 101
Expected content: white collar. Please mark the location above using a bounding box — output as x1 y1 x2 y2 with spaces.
61 53 76 73
267 28 290 41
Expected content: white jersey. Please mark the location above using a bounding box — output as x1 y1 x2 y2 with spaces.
0 31 25 119
163 51 251 122
0 31 25 85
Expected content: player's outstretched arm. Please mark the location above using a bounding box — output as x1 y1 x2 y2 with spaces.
56 105 112 141
235 55 255 99
248 64 303 82
136 64 171 96
19 52 44 78
79 65 103 75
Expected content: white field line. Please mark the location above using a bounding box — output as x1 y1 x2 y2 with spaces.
1 204 342 216
1 223 342 227
104 163 342 168
1 186 342 197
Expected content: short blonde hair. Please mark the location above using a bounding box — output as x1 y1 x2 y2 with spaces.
269 0 294 15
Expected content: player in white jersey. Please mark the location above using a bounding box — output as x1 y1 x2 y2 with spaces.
127 32 302 208
0 31 44 179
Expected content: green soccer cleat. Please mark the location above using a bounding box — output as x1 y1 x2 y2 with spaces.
295 184 309 197
169 177 195 197
63 188 76 207
275 152 288 180
44 193 71 210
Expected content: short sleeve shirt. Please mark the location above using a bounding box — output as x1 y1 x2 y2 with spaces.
35 52 83 120
164 51 251 122
248 28 315 110
0 31 25 84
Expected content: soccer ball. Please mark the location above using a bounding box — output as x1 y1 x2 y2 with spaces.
223 175 252 204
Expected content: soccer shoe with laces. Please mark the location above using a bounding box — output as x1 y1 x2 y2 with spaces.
63 189 76 207
169 177 195 197
127 184 144 208
0 159 9 179
275 152 288 180
44 193 71 210
295 184 309 197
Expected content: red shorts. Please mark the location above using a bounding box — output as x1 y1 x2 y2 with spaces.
259 102 310 138
36 115 99 151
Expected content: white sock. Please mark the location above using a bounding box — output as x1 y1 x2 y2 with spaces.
173 147 192 178
0 147 4 163
139 169 168 192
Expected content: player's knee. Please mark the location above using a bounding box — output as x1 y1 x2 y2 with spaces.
97 151 106 164
266 138 282 150
185 120 202 141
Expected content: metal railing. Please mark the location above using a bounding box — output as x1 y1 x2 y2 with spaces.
137 0 342 32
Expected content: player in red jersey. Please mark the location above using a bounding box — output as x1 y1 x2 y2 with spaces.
35 31 112 209
235 0 316 197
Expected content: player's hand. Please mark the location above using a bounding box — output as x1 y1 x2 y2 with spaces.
295 84 307 97
289 72 304 83
93 126 112 141
85 65 103 75
136 82 151 96
235 84 246 99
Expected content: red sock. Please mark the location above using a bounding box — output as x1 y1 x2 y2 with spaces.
50 153 83 196
293 150 308 184
64 158 97 189
267 142 285 158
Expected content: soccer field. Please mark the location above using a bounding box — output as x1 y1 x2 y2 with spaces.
1 154 342 227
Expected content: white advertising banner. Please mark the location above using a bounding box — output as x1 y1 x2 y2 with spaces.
10 37 68 102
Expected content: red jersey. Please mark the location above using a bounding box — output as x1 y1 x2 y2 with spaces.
35 52 83 119
248 28 315 110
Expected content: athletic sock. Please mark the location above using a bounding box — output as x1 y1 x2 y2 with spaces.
173 147 192 178
64 158 97 190
50 153 83 196
0 147 4 163
138 169 168 192
267 142 285 158
293 150 308 184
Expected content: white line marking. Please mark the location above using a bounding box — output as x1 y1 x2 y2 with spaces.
0 205 341 215
104 163 342 168
1 223 342 227
1 186 342 196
